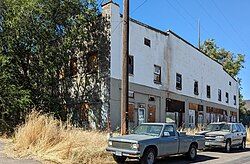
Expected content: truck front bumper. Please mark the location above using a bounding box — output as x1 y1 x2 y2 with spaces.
205 140 226 148
106 147 141 158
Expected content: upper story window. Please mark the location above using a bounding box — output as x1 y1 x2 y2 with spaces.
154 65 161 84
70 57 77 77
234 95 236 105
229 81 232 86
129 55 134 75
226 92 229 103
194 81 199 95
176 73 182 90
144 38 151 47
207 85 211 98
218 89 222 101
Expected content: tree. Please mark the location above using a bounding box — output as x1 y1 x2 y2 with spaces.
200 39 245 117
0 0 110 129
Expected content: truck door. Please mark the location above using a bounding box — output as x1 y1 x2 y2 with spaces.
232 124 241 145
158 125 178 156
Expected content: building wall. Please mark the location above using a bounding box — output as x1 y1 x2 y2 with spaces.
167 33 239 110
102 2 239 129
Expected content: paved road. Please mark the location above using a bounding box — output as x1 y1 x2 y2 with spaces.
0 142 40 164
126 146 250 164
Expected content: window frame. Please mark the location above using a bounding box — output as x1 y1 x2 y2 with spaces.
154 65 161 84
128 55 134 75
194 81 199 95
176 73 182 90
218 89 222 101
207 85 211 98
226 92 229 103
144 37 151 47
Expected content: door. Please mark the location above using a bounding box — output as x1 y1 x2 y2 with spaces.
158 125 179 156
148 105 156 122
232 124 241 145
189 110 195 128
138 108 145 125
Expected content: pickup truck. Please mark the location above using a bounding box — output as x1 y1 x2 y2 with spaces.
204 122 247 152
106 123 205 164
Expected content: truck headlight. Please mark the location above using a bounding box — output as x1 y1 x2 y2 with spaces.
108 141 112 146
131 143 139 149
215 136 224 141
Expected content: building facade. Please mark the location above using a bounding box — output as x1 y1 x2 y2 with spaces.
102 1 239 130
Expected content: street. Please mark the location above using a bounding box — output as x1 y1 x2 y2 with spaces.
125 146 250 164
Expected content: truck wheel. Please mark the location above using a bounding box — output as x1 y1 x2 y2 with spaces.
140 148 156 164
240 138 246 150
187 144 197 160
112 154 127 163
225 139 231 153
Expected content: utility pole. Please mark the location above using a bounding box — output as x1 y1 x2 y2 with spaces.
121 0 129 135
198 19 201 49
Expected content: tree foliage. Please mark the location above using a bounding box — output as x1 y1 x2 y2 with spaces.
0 0 110 129
201 39 245 116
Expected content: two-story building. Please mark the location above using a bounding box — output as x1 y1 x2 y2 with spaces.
102 1 239 130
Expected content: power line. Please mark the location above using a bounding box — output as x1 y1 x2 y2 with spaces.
164 0 197 32
196 0 245 53
210 0 249 50
131 0 148 15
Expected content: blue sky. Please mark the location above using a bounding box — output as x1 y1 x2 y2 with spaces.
102 0 250 100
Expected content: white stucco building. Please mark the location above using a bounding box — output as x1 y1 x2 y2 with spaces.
102 1 239 129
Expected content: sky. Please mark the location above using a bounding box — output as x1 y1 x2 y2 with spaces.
101 0 250 100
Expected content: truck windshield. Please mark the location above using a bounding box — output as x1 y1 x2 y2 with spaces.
220 124 231 132
132 124 163 136
205 123 225 131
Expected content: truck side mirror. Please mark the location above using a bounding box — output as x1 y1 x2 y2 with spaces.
163 132 170 137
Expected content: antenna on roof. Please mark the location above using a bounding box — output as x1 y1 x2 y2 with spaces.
198 19 201 49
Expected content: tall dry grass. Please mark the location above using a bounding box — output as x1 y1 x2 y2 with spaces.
4 111 113 164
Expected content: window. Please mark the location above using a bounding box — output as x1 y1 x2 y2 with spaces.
234 95 236 105
128 55 134 75
154 65 161 84
163 125 175 136
194 81 199 95
70 57 77 76
176 73 182 90
226 92 229 103
144 38 151 47
229 81 232 86
218 89 221 101
207 85 211 98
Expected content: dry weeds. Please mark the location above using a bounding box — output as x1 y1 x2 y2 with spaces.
4 111 113 164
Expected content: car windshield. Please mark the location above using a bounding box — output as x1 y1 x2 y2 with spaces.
220 124 231 132
132 124 163 136
205 123 225 131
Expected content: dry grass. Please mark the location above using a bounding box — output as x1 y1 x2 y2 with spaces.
4 111 113 164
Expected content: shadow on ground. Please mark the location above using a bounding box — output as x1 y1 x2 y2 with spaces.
125 154 218 164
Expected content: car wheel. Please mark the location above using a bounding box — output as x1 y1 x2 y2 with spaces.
187 144 197 160
240 138 246 150
225 139 231 153
140 148 156 164
112 154 127 163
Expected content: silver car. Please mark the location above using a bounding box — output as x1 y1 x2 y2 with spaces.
204 122 247 152
106 123 205 164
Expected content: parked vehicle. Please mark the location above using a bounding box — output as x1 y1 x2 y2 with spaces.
196 122 227 135
204 122 247 152
106 123 205 164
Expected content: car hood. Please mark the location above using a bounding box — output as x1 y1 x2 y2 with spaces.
109 134 159 143
205 131 231 136
196 131 209 135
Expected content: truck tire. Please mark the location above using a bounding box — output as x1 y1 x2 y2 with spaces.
187 144 197 160
112 154 127 163
240 138 246 150
225 139 231 153
140 148 156 164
